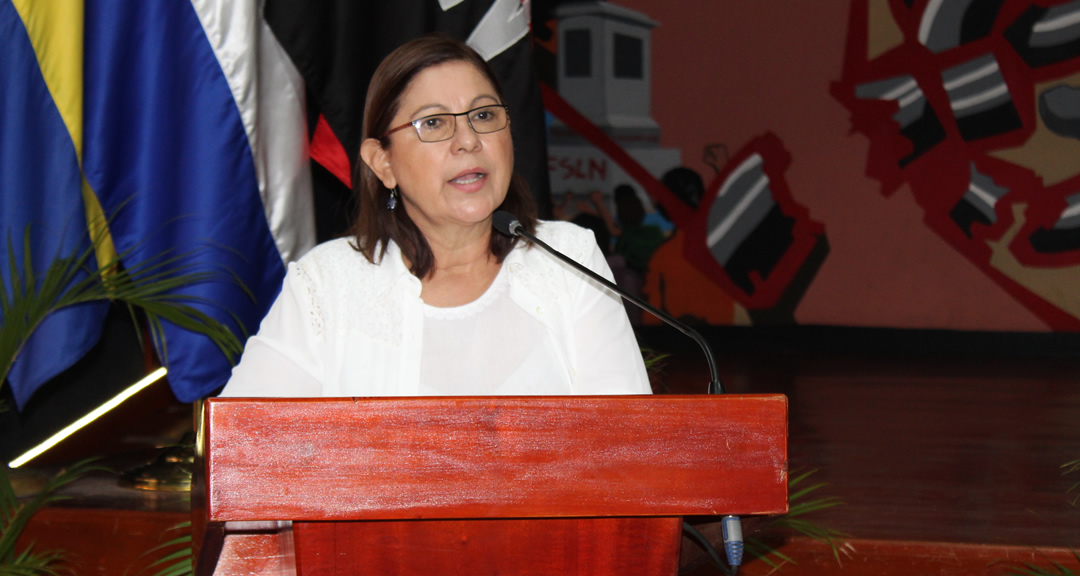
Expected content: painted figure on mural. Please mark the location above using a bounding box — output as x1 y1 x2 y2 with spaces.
553 186 665 324
540 1 829 326
643 168 747 326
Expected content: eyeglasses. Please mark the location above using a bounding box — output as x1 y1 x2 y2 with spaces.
382 104 510 143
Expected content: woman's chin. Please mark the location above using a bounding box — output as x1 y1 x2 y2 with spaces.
449 198 504 225
458 209 498 229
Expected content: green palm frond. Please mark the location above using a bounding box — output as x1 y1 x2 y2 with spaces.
640 347 671 392
0 545 66 576
1 218 247 574
743 538 796 571
640 347 671 373
1002 460 1080 575
0 459 102 573
684 468 847 573
1062 459 1080 507
746 468 848 568
1006 551 1080 576
129 521 192 576
1 224 245 390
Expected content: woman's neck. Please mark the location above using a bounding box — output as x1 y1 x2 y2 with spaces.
416 225 501 308
427 228 490 270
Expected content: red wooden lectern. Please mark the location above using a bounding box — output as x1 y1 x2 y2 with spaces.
193 395 788 575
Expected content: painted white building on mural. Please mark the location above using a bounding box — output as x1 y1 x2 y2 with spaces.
548 1 681 203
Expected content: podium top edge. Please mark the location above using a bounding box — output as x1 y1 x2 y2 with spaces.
208 391 786 399
207 394 787 404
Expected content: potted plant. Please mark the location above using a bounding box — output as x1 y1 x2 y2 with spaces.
1 225 243 573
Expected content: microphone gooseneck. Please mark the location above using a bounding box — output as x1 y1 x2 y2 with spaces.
494 209 738 575
492 210 725 395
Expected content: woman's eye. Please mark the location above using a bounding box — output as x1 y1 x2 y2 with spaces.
472 109 497 123
420 117 445 130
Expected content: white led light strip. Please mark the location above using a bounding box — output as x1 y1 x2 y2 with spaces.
8 367 168 468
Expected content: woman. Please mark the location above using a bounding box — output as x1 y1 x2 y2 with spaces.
220 35 650 397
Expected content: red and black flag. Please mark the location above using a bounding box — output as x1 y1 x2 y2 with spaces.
265 0 553 239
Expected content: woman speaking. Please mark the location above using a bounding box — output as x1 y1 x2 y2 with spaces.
220 35 649 397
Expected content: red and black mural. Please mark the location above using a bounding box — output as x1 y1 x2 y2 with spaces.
293 0 1080 332
834 0 1080 330
535 2 829 326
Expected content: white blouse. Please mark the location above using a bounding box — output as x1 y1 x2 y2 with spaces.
219 220 651 398
419 263 567 395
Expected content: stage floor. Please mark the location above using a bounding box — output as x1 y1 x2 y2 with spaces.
16 339 1080 575
661 346 1080 573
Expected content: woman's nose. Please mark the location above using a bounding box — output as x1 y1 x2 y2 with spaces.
452 117 482 152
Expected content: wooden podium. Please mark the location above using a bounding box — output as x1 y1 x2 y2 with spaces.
193 395 788 575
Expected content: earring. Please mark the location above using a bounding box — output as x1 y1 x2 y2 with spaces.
386 187 398 211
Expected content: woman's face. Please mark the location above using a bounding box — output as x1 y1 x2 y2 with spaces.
371 61 513 236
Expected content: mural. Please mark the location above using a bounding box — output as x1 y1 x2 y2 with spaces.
534 0 1080 332
834 0 1080 331
536 2 828 327
284 0 1080 332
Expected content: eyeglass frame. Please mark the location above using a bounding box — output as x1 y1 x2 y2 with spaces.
381 104 511 142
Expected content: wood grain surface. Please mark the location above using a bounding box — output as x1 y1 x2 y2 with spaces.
16 507 189 576
201 395 788 523
294 517 682 575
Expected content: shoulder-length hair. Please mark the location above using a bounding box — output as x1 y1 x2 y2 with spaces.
348 33 538 279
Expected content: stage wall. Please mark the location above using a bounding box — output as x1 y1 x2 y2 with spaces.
543 0 1080 332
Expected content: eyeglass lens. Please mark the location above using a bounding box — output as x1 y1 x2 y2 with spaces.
415 105 507 142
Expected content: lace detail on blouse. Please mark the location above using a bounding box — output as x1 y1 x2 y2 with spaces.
353 284 405 347
512 221 589 306
291 260 323 340
294 239 407 347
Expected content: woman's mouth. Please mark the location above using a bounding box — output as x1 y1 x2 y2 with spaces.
450 172 486 185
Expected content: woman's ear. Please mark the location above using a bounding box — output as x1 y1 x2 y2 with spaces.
360 138 396 190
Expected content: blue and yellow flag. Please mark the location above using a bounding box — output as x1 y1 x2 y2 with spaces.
0 0 315 408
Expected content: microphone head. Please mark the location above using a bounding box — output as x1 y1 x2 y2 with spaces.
492 210 521 237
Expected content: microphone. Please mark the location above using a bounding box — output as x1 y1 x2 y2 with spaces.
492 210 725 395
494 210 743 574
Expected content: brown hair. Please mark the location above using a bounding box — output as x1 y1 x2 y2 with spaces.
349 34 538 278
